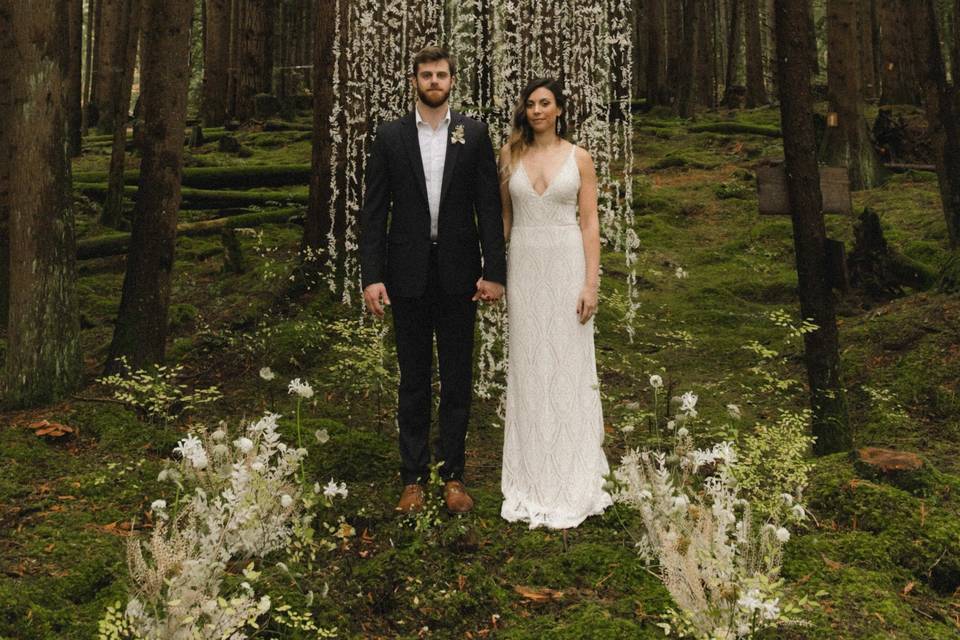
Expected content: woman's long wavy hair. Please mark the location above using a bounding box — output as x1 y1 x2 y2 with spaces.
502 78 568 181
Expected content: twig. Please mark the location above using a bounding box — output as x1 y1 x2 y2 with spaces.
71 394 128 406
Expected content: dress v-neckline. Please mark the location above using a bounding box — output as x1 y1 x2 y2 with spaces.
520 144 576 198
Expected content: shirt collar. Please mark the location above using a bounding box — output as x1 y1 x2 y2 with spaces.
415 104 451 128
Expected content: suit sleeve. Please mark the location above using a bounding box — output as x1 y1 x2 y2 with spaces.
359 126 390 290
475 122 507 286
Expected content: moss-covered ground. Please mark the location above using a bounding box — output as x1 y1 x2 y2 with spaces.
1 106 959 638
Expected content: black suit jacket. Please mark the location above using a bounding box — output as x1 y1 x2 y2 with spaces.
359 110 507 298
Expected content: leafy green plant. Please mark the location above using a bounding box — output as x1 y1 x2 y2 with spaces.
99 357 221 425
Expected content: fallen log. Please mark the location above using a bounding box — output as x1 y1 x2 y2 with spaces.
77 208 303 259
75 183 308 209
73 164 311 189
687 122 783 137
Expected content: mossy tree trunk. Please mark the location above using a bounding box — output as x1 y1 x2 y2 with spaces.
722 0 743 107
909 0 960 251
857 0 880 102
106 0 193 373
774 0 852 454
3 0 82 408
66 0 84 157
819 0 884 190
82 0 97 133
744 0 767 106
101 0 141 229
645 0 667 105
201 0 230 126
878 0 922 105
303 0 337 264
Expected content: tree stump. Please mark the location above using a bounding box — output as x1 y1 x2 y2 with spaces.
220 228 245 274
873 106 934 165
218 135 241 153
852 447 935 495
254 93 281 119
188 124 204 147
848 207 936 297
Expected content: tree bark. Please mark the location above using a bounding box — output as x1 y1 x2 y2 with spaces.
820 0 884 190
695 0 716 107
774 0 851 454
235 0 273 121
305 0 336 258
82 0 97 132
910 0 960 249
744 0 767 106
87 0 105 128
101 0 141 229
646 0 667 104
0 4 11 332
67 0 84 157
723 0 743 106
201 0 230 126
95 0 125 133
3 0 82 408
106 0 193 372
666 0 684 105
952 0 960 87
675 0 699 117
879 0 922 105
857 0 879 101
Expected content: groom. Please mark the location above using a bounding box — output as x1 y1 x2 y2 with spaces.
359 46 506 514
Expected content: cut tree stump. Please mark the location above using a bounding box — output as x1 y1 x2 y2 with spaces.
848 207 936 296
852 447 936 495
77 208 303 259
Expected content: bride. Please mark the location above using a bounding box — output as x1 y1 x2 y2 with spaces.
496 77 612 529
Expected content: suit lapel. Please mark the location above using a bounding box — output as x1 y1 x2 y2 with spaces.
400 111 429 206
438 111 463 211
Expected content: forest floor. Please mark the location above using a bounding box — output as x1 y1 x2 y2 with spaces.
2 105 960 639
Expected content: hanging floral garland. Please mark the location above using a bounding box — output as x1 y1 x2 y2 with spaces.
324 0 634 406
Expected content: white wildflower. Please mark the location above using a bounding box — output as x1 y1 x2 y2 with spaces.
314 428 330 444
675 266 688 279
210 429 226 441
679 391 698 415
151 499 167 512
775 527 791 543
677 427 689 438
234 437 254 453
726 403 742 420
791 504 806 520
280 494 293 508
322 479 348 499
287 378 314 399
259 367 276 381
780 492 794 505
621 424 635 434
174 435 208 470
649 374 664 389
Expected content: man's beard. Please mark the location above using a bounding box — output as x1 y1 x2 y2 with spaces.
417 85 451 108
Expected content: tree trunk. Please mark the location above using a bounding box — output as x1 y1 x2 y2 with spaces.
0 4 11 332
723 0 743 106
82 0 97 132
695 0 716 107
226 0 241 118
3 0 82 408
101 0 141 229
744 0 767 106
675 0 699 117
95 0 125 133
774 0 851 454
910 0 960 249
305 0 336 258
820 0 884 190
87 0 105 128
666 0 684 105
952 0 959 86
235 0 272 121
646 0 667 104
106 0 193 372
67 0 84 157
201 0 230 126
879 0 922 105
857 0 879 101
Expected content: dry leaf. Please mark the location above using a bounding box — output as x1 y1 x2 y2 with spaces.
821 554 843 570
513 585 564 602
902 581 916 596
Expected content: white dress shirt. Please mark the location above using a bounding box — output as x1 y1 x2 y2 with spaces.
415 105 450 241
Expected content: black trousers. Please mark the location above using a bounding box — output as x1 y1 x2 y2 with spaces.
390 245 477 485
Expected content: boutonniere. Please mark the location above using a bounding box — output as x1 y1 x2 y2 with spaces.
450 124 465 145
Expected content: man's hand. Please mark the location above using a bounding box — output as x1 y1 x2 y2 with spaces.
473 278 505 303
363 283 391 317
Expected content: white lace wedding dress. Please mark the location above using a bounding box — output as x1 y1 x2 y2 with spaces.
500 143 612 529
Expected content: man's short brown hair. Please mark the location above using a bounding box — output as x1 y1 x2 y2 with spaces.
412 45 456 77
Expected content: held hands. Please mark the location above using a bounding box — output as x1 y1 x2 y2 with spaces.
577 284 598 324
363 283 391 317
473 278 505 303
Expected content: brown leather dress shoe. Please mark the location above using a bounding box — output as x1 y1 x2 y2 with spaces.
396 484 425 513
443 480 474 514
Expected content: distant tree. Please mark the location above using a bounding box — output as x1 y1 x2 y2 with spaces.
107 0 194 372
305 0 336 259
857 0 880 102
695 0 716 107
235 0 274 121
722 0 743 106
878 0 922 105
101 0 141 229
201 0 230 126
773 0 851 454
95 0 128 133
0 3 10 332
675 0 699 117
820 0 884 190
744 0 767 106
646 0 667 104
909 0 960 250
2 0 82 408
67 0 84 157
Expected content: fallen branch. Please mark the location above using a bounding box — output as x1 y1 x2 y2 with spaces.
687 122 783 137
73 164 312 189
75 183 308 210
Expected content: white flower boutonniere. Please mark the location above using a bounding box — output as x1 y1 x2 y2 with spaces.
450 124 465 145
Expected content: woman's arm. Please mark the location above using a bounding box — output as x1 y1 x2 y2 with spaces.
498 143 514 243
576 146 600 324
